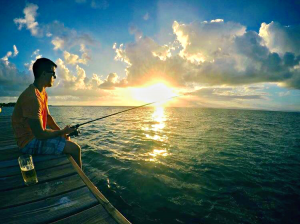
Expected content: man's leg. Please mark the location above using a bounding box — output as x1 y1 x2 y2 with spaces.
63 141 82 169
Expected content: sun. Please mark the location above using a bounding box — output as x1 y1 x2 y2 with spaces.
132 83 177 105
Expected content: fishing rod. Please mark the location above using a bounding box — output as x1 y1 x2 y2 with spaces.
68 95 180 137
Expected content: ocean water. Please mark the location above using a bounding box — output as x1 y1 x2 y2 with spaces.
2 106 300 223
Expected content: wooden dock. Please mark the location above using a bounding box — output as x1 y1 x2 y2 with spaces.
0 116 131 224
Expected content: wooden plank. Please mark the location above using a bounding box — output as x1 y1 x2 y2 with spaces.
0 141 17 146
0 136 15 141
0 131 14 135
52 204 117 224
67 155 131 224
0 154 65 168
0 127 13 131
0 122 12 125
0 118 11 121
0 156 70 177
0 137 16 142
0 147 21 161
0 124 12 127
0 145 18 151
0 128 12 131
0 174 85 209
0 126 13 131
0 162 76 191
0 135 14 139
0 140 17 146
0 115 11 119
0 122 12 126
0 187 99 224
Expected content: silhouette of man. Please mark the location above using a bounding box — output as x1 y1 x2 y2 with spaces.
12 58 82 168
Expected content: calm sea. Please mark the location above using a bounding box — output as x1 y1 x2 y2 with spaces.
2 106 300 223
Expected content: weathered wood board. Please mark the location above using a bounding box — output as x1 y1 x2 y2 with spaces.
0 115 130 224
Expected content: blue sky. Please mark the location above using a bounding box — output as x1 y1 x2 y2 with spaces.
0 0 300 111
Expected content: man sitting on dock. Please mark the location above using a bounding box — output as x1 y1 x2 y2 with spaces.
11 58 82 168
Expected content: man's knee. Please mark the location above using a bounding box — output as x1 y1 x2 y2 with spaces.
63 140 81 155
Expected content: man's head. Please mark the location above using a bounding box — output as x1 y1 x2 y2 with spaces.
33 58 57 87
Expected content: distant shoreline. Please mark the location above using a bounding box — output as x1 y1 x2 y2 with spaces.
1 103 299 113
0 103 16 107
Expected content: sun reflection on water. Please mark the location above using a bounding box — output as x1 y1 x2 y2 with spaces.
151 107 165 131
149 149 169 157
142 106 170 162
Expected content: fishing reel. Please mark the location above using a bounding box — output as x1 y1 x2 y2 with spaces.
67 124 81 137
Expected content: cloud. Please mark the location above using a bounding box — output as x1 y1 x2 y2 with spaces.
14 4 96 51
189 87 266 101
143 13 149 21
14 3 40 36
0 61 33 96
259 21 300 55
52 37 65 50
55 58 103 90
63 49 89 65
129 25 143 41
1 45 19 65
1 52 12 65
48 21 95 52
98 73 127 89
13 45 19 57
14 4 96 67
113 37 178 87
31 49 41 58
113 20 300 89
75 0 109 9
278 91 290 97
91 0 109 9
24 49 42 70
172 19 246 63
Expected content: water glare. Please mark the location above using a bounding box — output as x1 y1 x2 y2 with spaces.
141 106 170 162
5 106 297 224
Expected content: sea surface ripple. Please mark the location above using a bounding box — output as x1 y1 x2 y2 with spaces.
2 106 300 223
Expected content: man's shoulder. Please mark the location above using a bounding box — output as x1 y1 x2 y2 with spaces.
20 84 34 96
19 85 39 104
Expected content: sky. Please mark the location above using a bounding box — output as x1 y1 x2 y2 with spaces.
0 0 300 111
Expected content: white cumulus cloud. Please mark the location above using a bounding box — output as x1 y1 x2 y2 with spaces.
14 3 40 36
63 50 88 65
52 37 65 50
112 20 300 90
1 45 19 65
259 21 300 55
24 49 42 70
13 45 19 57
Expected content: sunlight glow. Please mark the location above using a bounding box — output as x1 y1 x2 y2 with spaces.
142 106 170 162
151 107 165 130
149 149 169 157
132 83 177 105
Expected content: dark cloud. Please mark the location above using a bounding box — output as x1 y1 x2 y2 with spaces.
0 61 33 96
189 87 266 101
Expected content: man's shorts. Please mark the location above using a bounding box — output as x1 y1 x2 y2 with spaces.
21 136 66 155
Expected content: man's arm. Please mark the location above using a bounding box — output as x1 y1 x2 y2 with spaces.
47 114 60 130
28 118 74 140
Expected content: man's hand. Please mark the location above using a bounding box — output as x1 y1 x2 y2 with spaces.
62 125 76 135
63 134 71 141
62 125 75 141
28 119 73 140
